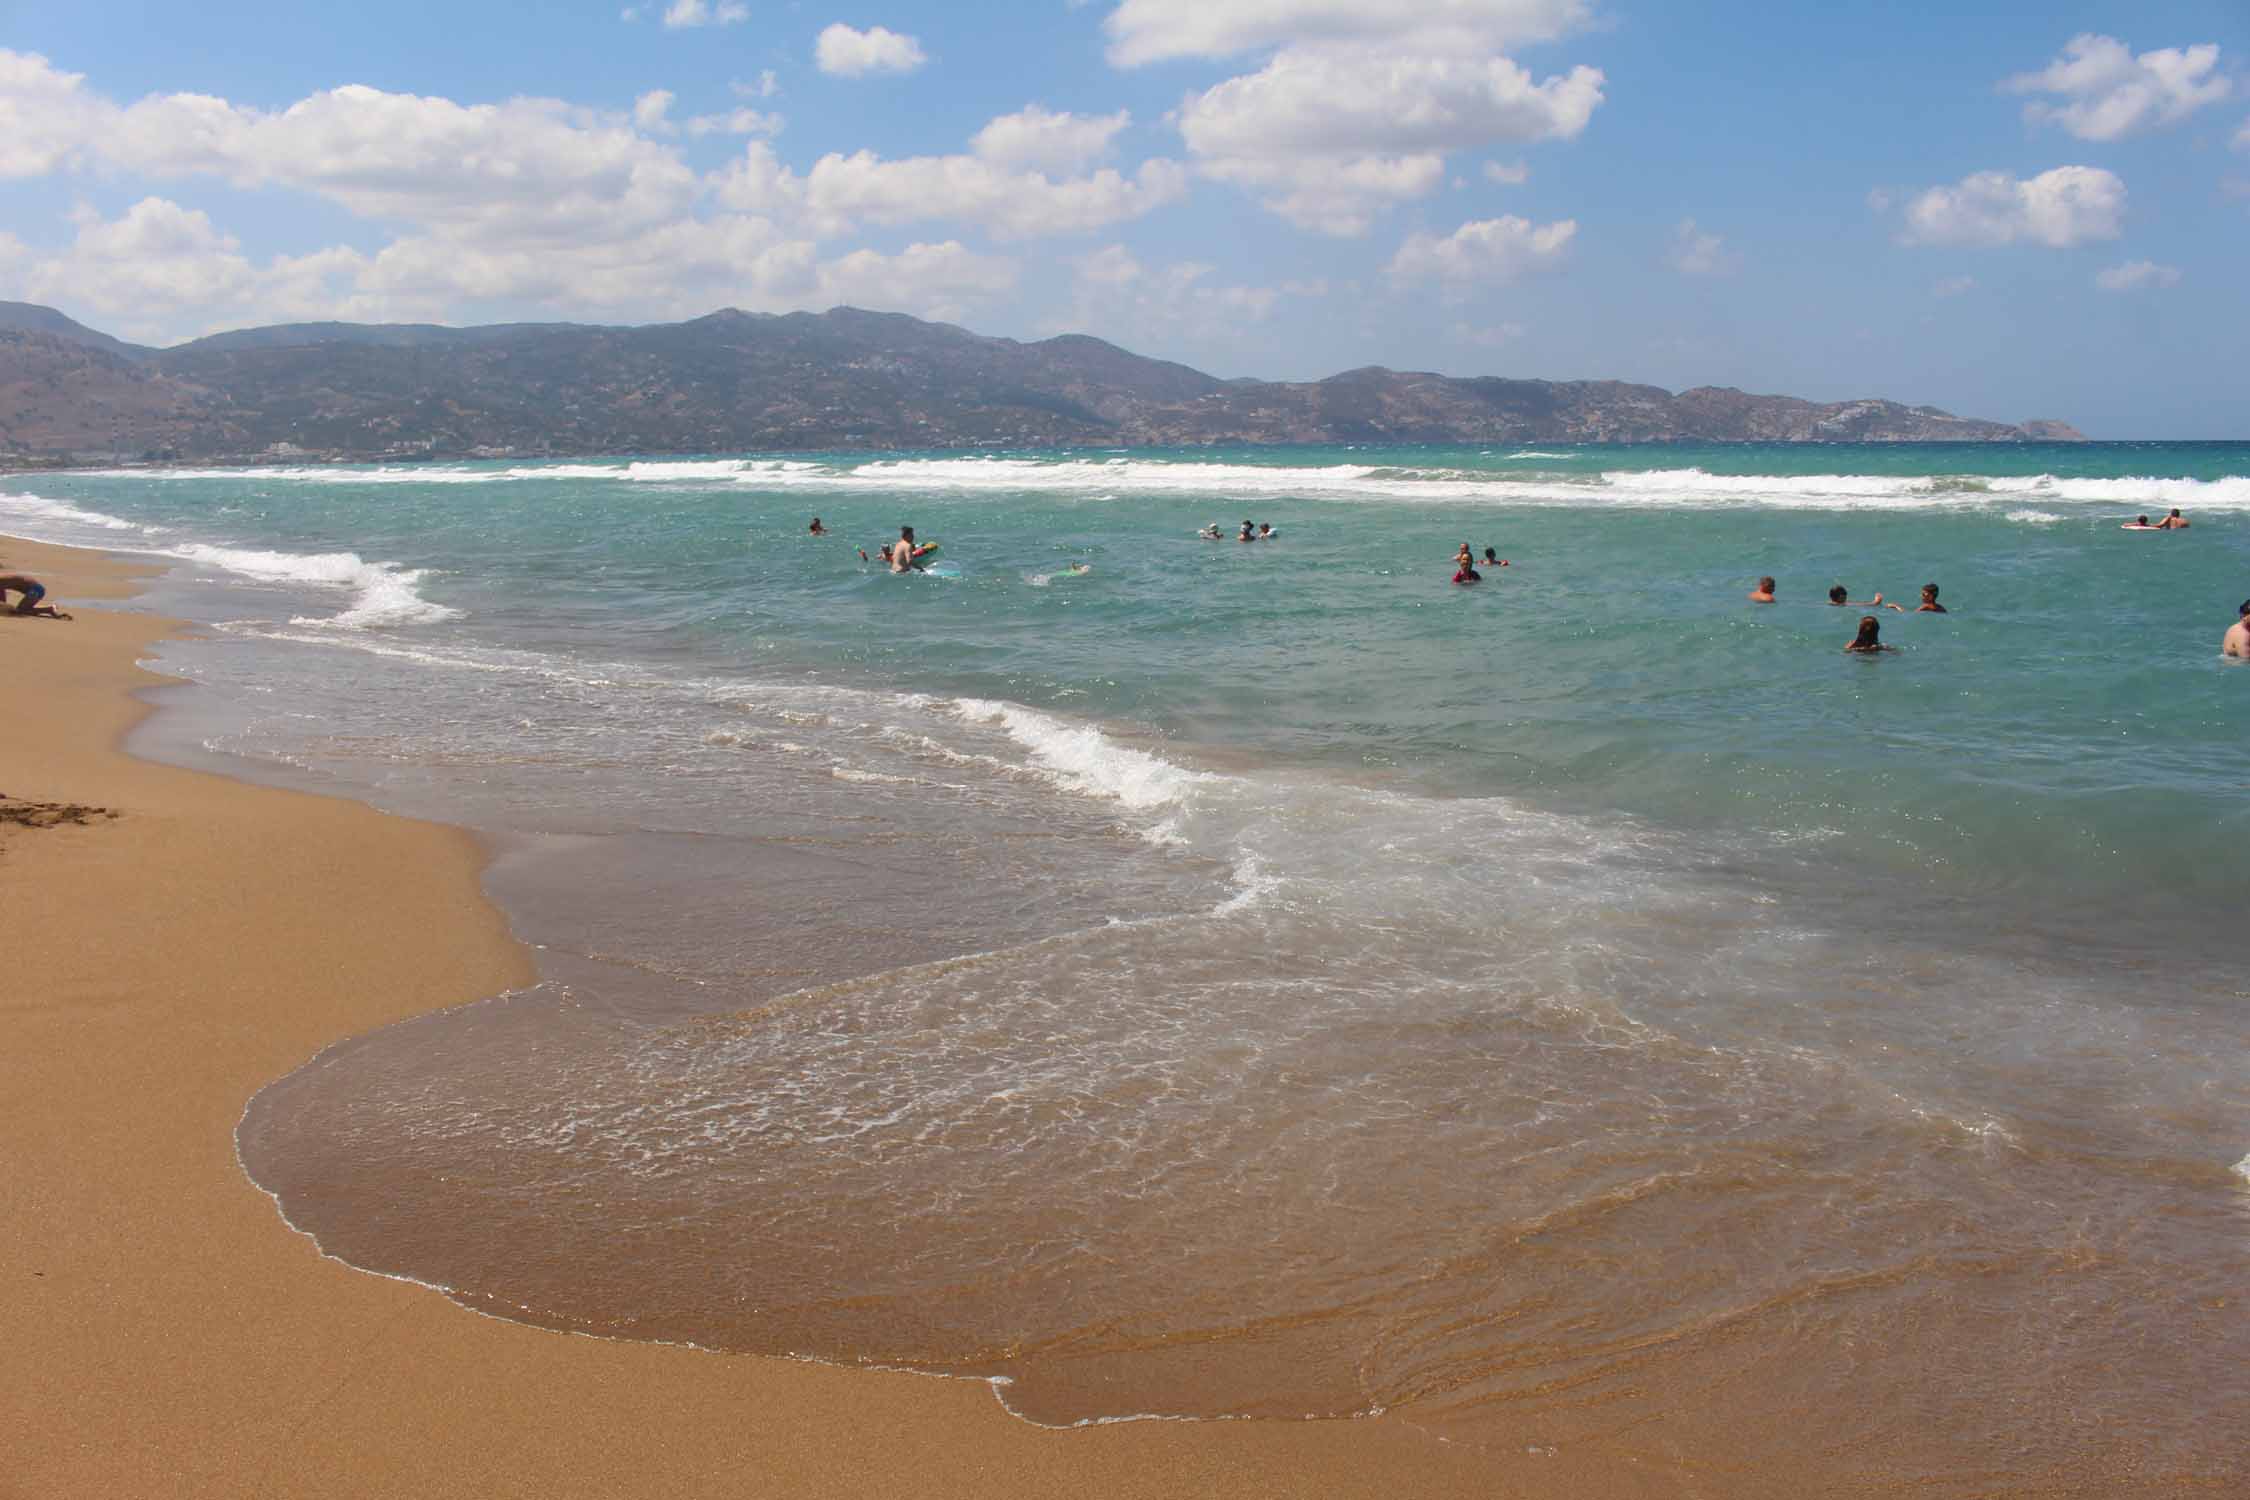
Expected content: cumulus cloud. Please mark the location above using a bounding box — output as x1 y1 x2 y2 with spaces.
1051 244 1312 346
1387 214 1575 283
2004 34 2229 141
0 52 818 251
0 51 1059 339
8 198 372 341
1180 50 1601 161
735 70 781 100
1103 0 1590 66
2094 259 2180 291
1899 166 2125 248
971 105 1129 173
1126 4 1603 234
815 24 926 77
1483 160 1528 185
813 241 1017 322
686 106 783 138
634 89 677 134
1667 218 1734 275
662 0 748 28
713 137 1185 238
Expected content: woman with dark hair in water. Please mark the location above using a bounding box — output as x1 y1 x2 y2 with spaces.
1844 615 1895 654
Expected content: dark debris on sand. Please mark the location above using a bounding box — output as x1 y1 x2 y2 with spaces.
0 795 121 839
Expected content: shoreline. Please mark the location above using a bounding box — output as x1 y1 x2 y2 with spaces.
2 535 1668 1497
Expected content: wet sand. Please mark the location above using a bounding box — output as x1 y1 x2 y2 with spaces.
0 535 1683 1498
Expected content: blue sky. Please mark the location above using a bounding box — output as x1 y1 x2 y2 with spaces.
2 1 2243 435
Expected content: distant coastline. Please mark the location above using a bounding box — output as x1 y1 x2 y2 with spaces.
2 300 2082 468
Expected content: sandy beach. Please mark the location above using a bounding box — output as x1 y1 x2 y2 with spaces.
0 535 1689 1499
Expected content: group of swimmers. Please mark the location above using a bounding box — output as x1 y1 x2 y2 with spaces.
2124 508 2192 531
1746 578 1947 654
1451 544 1510 585
1200 521 1279 542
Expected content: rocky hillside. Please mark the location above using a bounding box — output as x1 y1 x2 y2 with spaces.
0 301 2082 465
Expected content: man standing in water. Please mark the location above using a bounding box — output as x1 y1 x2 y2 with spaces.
2224 600 2250 659
2157 508 2190 530
888 526 922 573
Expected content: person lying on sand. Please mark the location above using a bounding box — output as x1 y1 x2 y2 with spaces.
1844 615 1896 654
1748 576 1776 603
2224 601 2250 659
1914 583 1948 613
1829 585 1901 611
0 574 71 619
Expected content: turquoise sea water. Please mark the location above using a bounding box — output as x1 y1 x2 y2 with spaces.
7 442 2247 1489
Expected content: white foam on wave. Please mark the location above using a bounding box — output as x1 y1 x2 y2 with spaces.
2005 509 2063 525
1507 450 1573 459
167 542 461 628
1983 473 2250 508
0 489 145 534
951 697 1212 812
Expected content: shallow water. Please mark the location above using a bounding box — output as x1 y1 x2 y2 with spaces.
8 442 2248 1490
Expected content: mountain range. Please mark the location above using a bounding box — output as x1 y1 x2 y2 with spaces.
0 301 2083 465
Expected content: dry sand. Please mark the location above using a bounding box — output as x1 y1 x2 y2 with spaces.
1 536 1679 1499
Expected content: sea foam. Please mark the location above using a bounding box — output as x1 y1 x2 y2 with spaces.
166 542 461 628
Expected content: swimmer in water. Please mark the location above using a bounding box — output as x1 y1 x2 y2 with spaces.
1455 542 1474 567
1239 521 1257 542
808 517 827 535
1844 615 1896 654
888 526 924 573
2224 600 2250 659
2156 508 2190 530
1481 548 1508 569
1258 523 1276 540
1914 583 1947 613
1829 584 1901 611
1199 523 1223 540
1748 576 1776 603
1452 560 1483 585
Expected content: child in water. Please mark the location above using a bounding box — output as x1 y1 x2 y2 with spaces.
1844 615 1896 654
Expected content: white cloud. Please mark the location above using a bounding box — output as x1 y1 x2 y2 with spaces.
2004 34 2229 142
971 105 1129 173
2235 117 2250 152
686 107 783 138
1051 244 1310 345
714 138 1186 238
814 241 1017 322
1104 0 1590 67
2094 259 2180 291
7 197 372 341
1483 160 1528 185
0 51 104 177
662 0 748 28
1387 215 1575 283
1125 2 1602 235
735 70 781 101
1932 275 1975 297
815 24 926 77
1667 218 1734 275
634 89 677 134
1900 166 2125 248
1179 50 1601 161
1200 152 1445 236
